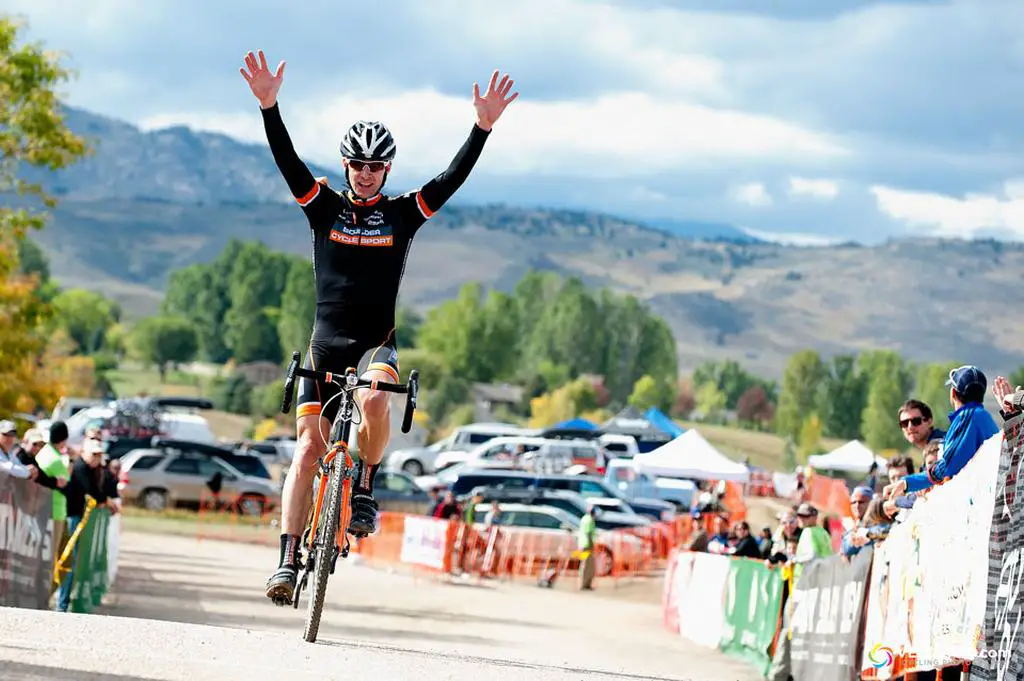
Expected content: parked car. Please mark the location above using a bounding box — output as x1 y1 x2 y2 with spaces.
463 486 651 530
447 470 677 522
603 458 696 510
384 422 530 476
118 446 280 515
375 470 433 514
468 503 647 577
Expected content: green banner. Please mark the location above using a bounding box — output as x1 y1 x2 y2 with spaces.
71 505 111 614
719 556 785 675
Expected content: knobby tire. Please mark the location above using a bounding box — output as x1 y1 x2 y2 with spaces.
303 457 344 643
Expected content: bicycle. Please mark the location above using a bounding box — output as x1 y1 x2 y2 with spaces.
277 350 419 643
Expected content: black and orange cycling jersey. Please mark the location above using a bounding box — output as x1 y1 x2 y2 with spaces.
261 102 490 344
260 102 489 420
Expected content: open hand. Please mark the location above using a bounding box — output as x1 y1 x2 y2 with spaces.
240 50 286 109
473 70 519 131
993 376 1019 413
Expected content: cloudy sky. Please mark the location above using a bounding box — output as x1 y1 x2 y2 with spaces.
7 0 1024 244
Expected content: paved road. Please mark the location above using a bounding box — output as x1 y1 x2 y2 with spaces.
1 531 760 681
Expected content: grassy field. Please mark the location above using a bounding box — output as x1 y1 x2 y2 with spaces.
678 419 845 474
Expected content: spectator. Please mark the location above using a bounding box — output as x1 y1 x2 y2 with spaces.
577 503 598 590
0 420 36 480
15 428 65 491
921 440 941 471
35 420 72 589
729 521 763 558
882 454 918 521
757 527 773 557
841 486 874 559
684 511 710 552
897 399 946 450
792 502 833 583
706 515 731 555
766 510 801 565
433 490 461 520
886 365 999 499
56 438 111 613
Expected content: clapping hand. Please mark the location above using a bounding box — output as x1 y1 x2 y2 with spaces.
992 376 1020 414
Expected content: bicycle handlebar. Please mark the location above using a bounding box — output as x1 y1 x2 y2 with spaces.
280 351 420 433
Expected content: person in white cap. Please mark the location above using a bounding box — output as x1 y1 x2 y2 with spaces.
0 420 36 481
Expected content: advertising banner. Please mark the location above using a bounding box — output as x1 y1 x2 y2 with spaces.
720 556 786 676
0 471 54 610
790 548 873 681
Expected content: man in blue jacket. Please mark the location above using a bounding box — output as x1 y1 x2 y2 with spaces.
885 365 999 499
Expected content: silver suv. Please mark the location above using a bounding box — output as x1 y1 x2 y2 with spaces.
119 447 281 515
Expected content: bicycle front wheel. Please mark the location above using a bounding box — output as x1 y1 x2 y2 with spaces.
303 456 346 643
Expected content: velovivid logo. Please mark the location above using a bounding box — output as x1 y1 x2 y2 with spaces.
869 644 895 669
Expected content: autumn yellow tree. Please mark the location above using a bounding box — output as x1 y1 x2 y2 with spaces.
0 16 90 415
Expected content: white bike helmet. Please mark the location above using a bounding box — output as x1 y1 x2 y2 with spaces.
339 120 397 162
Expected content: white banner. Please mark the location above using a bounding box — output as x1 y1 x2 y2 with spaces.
399 515 448 570
679 552 731 649
860 432 1002 677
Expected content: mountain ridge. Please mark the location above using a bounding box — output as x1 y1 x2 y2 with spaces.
18 105 1024 381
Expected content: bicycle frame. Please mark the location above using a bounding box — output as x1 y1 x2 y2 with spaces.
278 350 419 638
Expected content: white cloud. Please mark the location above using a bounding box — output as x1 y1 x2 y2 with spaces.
733 182 772 207
742 227 843 246
139 89 847 180
870 178 1024 238
788 176 839 200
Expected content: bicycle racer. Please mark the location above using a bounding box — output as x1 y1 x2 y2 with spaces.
240 49 518 605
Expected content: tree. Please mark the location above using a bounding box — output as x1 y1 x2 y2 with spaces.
223 271 281 363
395 305 423 349
695 381 727 422
0 18 89 415
671 378 697 419
277 258 316 360
798 413 824 461
162 263 231 362
819 354 867 439
52 288 119 354
692 359 774 409
627 375 662 411
416 281 485 379
775 349 826 441
528 377 599 428
128 316 199 381
736 385 775 429
860 350 912 451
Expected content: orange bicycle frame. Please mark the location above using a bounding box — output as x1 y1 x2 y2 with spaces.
305 439 355 551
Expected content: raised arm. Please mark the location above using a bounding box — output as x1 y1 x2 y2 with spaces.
241 50 322 209
409 71 518 220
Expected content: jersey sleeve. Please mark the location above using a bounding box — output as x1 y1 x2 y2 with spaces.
260 102 333 225
395 123 491 230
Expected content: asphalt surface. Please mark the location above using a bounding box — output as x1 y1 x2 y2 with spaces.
0 530 760 681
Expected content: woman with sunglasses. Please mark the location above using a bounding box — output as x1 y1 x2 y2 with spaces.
241 49 518 605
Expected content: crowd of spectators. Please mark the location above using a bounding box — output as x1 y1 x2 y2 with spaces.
0 418 121 612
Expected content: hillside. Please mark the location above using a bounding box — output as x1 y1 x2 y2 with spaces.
20 106 1024 380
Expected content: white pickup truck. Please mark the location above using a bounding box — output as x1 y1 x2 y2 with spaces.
603 458 696 511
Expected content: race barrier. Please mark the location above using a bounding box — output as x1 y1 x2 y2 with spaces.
0 470 54 609
661 425 1024 681
0 469 116 613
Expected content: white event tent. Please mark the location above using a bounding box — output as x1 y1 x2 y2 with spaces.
807 440 887 474
633 429 750 483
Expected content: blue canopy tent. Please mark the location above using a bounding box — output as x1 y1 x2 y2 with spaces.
643 407 685 439
539 417 600 441
601 406 677 453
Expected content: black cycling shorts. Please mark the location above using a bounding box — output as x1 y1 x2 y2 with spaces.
296 332 400 425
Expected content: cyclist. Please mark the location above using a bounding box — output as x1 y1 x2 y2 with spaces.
240 49 518 605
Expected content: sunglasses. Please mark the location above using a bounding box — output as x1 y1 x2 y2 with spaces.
899 416 924 428
348 160 387 173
